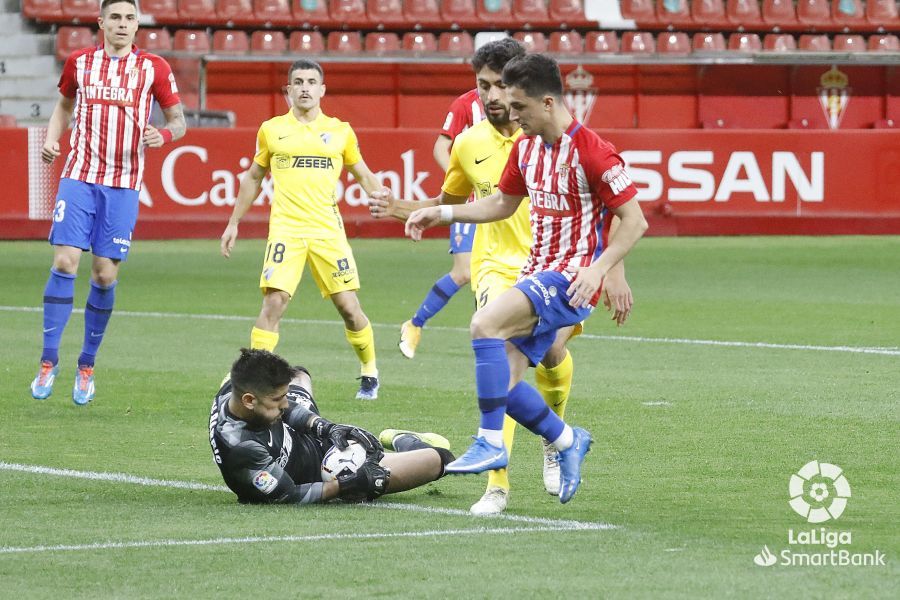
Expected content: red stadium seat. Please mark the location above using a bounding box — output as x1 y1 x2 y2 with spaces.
762 0 797 26
327 31 363 53
873 119 896 128
621 31 655 53
620 0 658 23
764 33 796 50
0 114 18 128
832 0 865 25
477 0 514 27
22 0 63 21
585 31 619 53
403 32 438 52
549 0 590 27
441 0 478 27
693 32 726 50
728 32 762 51
404 0 441 27
212 30 249 54
798 34 831 50
513 0 550 26
250 30 287 53
56 26 94 61
293 0 330 26
868 34 899 51
657 31 691 53
369 0 405 25
289 30 325 52
178 0 214 22
438 31 474 55
330 0 370 27
797 0 832 26
657 0 693 25
173 29 210 53
365 32 400 54
727 0 763 26
866 0 899 26
62 0 99 22
255 0 293 24
833 34 865 51
216 0 252 23
513 31 548 52
136 28 172 52
139 0 180 23
692 0 729 26
548 31 584 54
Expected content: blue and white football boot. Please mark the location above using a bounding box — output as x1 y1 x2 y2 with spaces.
444 436 508 474
558 427 593 504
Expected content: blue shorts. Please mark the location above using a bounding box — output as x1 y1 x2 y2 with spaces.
511 271 593 366
48 178 140 261
448 222 475 254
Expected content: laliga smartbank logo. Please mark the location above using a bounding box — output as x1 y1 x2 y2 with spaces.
752 461 886 568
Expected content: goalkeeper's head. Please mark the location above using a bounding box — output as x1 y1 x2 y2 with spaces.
229 348 294 426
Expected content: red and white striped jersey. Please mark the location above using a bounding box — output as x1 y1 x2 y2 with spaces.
440 88 485 141
498 121 638 288
58 45 181 190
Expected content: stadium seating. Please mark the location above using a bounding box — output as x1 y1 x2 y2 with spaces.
330 0 370 28
728 32 762 50
798 33 831 50
404 0 441 28
657 0 693 26
513 0 551 27
403 31 438 52
216 0 253 25
250 30 287 53
693 32 726 50
692 0 730 27
437 31 474 55
832 0 865 25
549 0 591 28
621 31 656 53
620 0 658 24
56 26 94 61
585 31 619 53
365 32 401 53
797 0 833 27
657 31 691 53
212 30 250 53
22 0 63 21
868 34 899 51
513 31 548 52
833 34 865 51
0 114 18 128
866 0 900 27
726 0 763 27
61 0 98 22
139 0 179 24
762 0 797 27
368 0 406 26
178 0 215 22
135 28 173 52
293 0 330 26
477 0 514 28
440 0 479 28
327 31 363 52
173 29 211 53
290 30 325 52
254 0 293 24
548 31 584 54
764 33 797 50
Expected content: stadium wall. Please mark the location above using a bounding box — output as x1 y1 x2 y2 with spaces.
1 128 898 240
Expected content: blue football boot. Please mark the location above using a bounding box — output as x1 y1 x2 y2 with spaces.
31 361 59 400
558 427 593 504
444 436 508 474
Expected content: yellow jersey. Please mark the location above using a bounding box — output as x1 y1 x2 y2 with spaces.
254 111 362 238
442 119 531 287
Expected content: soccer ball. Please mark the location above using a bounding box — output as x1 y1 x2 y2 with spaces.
321 440 367 481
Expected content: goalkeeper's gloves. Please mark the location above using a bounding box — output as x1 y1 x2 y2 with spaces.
336 460 391 502
312 418 384 462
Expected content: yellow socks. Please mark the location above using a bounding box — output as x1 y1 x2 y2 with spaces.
250 327 279 352
345 322 377 376
486 414 519 490
536 349 574 418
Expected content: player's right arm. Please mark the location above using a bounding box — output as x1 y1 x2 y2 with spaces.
230 441 340 504
41 95 75 164
433 135 452 172
221 126 270 258
405 191 521 241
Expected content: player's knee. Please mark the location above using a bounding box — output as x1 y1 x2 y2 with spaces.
52 255 79 274
542 343 568 369
449 268 470 287
469 311 498 339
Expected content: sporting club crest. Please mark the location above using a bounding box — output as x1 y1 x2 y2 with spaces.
563 65 598 125
817 66 851 130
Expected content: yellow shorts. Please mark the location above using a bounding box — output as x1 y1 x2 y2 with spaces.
259 235 360 298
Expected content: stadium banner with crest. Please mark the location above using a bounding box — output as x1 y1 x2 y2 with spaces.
0 127 898 239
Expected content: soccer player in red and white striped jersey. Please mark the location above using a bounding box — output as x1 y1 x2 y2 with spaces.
406 54 648 503
30 0 185 406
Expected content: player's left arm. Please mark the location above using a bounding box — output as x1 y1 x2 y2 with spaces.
345 158 390 205
144 57 187 148
600 217 634 326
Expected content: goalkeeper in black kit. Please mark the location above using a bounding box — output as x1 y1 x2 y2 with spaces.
209 348 455 504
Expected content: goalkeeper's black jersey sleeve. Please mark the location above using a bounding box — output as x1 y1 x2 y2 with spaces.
209 379 328 504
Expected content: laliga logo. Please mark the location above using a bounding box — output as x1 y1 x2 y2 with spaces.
788 461 851 523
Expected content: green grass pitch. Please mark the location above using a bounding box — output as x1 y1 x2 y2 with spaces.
0 236 897 598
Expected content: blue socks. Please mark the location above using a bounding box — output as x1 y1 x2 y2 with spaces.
78 280 116 367
411 274 461 328
473 338 509 431
41 269 76 365
507 381 566 442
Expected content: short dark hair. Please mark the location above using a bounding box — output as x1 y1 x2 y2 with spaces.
101 0 136 14
501 54 564 99
230 348 294 399
471 38 526 74
288 59 324 82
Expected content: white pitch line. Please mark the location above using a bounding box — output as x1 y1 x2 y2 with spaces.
0 525 606 555
0 462 616 530
2 305 898 356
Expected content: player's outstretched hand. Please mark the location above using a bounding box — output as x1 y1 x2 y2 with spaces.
220 223 238 258
367 195 393 219
567 265 605 309
601 272 633 326
41 141 61 164
405 206 442 241
337 460 391 502
328 423 385 462
142 125 165 148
